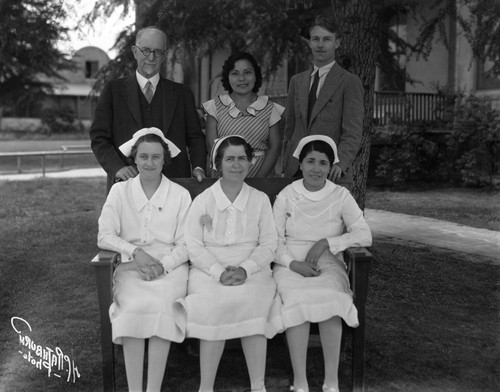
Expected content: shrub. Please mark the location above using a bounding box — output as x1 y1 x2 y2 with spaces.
41 106 84 135
375 92 500 187
440 95 500 186
375 124 439 186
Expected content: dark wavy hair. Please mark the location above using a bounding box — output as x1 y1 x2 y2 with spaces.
214 136 254 171
128 133 172 169
221 52 263 93
298 140 336 166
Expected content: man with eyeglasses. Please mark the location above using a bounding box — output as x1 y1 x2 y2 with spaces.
90 26 207 192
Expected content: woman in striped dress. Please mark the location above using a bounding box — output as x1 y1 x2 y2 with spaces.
203 52 284 177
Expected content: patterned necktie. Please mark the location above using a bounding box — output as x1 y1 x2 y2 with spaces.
307 71 320 123
144 81 154 104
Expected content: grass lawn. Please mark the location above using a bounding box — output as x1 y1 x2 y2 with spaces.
0 178 498 392
366 186 500 231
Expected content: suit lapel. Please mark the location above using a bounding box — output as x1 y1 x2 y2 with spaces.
160 78 177 134
309 63 343 125
298 70 311 129
124 76 142 126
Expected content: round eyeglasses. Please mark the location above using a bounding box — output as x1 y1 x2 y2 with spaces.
134 46 166 59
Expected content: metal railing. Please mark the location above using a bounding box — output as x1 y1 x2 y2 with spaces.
270 92 446 126
0 150 94 177
373 91 445 125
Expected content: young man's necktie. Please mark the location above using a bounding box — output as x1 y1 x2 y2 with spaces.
307 71 320 124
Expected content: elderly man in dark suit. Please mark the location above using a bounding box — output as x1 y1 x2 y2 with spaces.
283 15 364 190
90 26 206 191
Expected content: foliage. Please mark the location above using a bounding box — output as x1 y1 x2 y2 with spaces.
41 107 84 135
86 0 500 86
375 124 439 186
0 0 74 110
375 93 500 187
440 95 500 186
460 0 500 77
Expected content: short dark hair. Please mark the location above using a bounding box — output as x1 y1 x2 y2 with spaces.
221 52 263 93
309 15 340 36
298 140 336 166
214 136 254 171
129 133 172 169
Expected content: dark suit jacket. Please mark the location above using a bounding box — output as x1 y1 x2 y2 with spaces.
283 63 364 186
90 75 206 190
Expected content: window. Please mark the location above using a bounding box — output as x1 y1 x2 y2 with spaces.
476 58 500 90
85 61 99 79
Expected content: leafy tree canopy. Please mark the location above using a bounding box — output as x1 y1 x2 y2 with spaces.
87 0 500 88
0 0 74 109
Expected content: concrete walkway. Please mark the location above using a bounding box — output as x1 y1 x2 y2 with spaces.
1 167 499 264
0 167 106 181
365 209 499 264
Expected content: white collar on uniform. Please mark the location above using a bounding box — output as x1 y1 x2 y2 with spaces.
292 178 336 201
312 60 336 78
131 174 170 212
136 71 160 90
219 94 268 118
212 179 249 212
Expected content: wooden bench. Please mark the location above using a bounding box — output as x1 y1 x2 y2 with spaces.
91 177 374 392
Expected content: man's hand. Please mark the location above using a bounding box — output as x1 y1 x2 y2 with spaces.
289 260 321 277
328 164 342 182
192 167 206 182
115 166 139 181
304 239 329 266
220 266 247 286
133 249 164 281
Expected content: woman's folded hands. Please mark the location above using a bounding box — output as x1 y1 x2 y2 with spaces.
220 265 247 286
289 238 329 277
133 249 165 281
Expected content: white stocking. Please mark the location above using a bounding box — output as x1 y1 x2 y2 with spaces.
318 317 342 390
241 335 267 390
285 322 310 391
123 337 145 392
199 339 225 392
146 337 171 392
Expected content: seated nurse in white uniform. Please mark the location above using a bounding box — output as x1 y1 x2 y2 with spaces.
272 135 372 392
97 127 191 392
184 135 282 392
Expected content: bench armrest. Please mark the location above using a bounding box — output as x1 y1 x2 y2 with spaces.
91 250 120 392
344 246 374 392
345 247 373 303
91 250 120 308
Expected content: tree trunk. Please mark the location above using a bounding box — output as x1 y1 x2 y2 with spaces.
0 106 4 134
329 0 381 209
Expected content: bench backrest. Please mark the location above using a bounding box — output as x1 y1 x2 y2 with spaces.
170 177 295 205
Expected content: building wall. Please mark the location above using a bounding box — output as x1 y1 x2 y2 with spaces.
404 0 500 109
404 6 450 93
